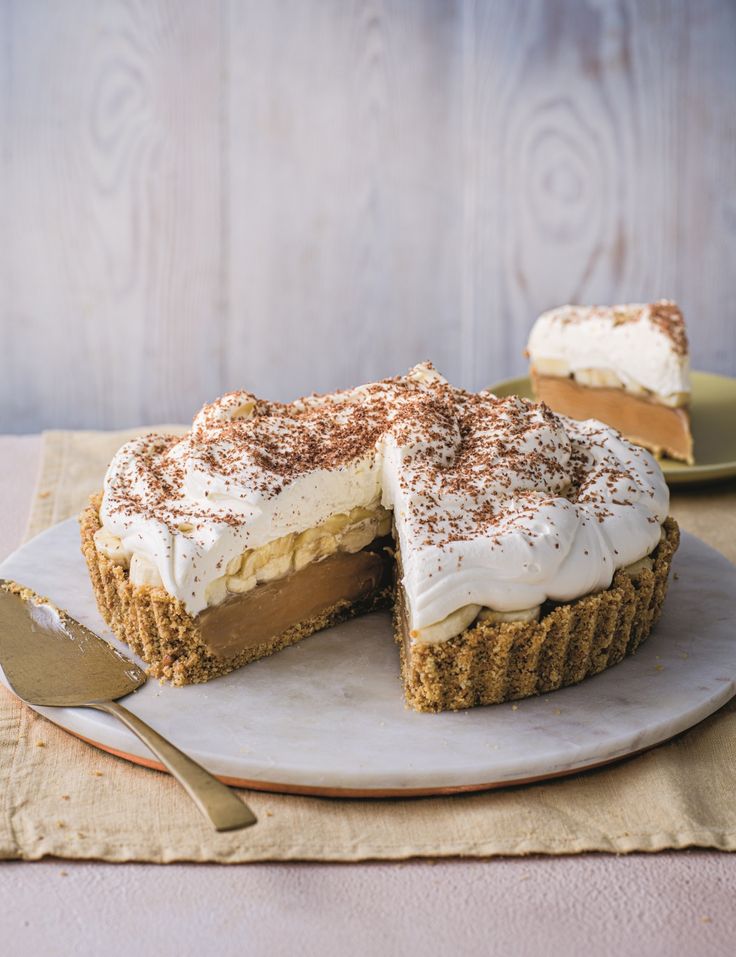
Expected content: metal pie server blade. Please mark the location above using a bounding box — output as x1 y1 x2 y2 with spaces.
0 581 256 831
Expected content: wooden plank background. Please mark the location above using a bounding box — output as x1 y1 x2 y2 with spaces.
1 0 735 432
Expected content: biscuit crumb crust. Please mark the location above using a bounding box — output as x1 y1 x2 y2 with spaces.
81 494 678 709
396 518 679 712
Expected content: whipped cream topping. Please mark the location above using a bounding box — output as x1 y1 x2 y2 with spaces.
527 301 690 400
99 364 669 638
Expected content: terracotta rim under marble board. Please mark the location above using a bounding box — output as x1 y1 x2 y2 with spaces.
40 725 686 797
490 371 736 485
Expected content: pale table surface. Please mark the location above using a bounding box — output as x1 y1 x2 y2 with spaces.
1 435 734 957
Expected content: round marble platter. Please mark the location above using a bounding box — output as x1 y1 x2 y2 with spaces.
1 518 735 796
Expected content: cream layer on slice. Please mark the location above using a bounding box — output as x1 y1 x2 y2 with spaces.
526 300 690 405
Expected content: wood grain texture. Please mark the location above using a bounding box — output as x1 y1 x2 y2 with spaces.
465 0 736 388
225 0 465 401
1 0 735 431
1 0 224 429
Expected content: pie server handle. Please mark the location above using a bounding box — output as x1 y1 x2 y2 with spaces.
86 699 257 831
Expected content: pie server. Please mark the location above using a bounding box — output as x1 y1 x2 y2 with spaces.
0 581 257 831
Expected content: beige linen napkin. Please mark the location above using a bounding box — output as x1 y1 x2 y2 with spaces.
2 429 736 863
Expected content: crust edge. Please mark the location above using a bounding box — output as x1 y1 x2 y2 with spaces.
396 517 680 712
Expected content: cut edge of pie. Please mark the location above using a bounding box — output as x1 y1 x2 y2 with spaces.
80 494 393 687
80 495 680 711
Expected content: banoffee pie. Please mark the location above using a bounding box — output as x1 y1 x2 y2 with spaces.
527 301 694 464
81 363 679 712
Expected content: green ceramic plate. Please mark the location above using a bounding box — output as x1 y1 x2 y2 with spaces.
489 371 736 486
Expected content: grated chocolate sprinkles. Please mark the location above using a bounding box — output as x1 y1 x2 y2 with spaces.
103 363 661 559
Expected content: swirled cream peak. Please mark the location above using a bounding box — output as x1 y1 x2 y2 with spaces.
99 363 669 630
527 301 690 401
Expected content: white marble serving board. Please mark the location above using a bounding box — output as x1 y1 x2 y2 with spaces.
1 518 735 794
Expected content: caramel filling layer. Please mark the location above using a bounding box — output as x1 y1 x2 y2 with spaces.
197 544 391 659
531 370 694 464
